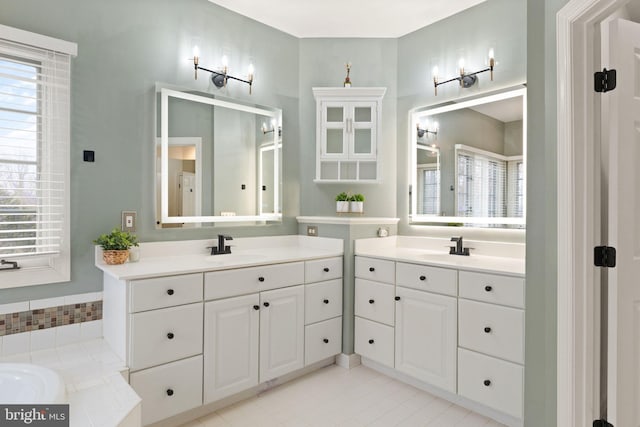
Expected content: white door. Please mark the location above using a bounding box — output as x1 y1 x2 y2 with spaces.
179 172 196 217
606 18 640 427
259 285 305 382
203 294 259 404
394 286 457 393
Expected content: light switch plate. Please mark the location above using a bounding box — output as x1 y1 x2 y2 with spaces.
121 211 136 232
307 225 318 237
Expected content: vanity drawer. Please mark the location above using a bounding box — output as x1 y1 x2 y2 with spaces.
129 302 203 371
130 355 203 426
204 262 305 300
355 256 395 284
305 316 342 366
354 316 394 367
355 279 395 326
396 262 457 297
129 273 203 313
458 348 523 419
458 299 524 364
305 257 343 284
459 271 525 308
305 279 343 324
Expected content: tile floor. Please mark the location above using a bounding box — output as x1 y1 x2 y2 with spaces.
180 364 506 427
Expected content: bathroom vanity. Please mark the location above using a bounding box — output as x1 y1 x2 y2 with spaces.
97 235 343 426
354 236 525 427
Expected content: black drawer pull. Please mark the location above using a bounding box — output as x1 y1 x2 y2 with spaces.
323 299 329 304
419 275 426 281
258 277 265 282
369 299 375 304
323 338 329 343
484 327 492 333
485 285 493 292
167 289 174 296
167 332 174 340
253 305 260 310
166 388 174 396
368 339 374 344
263 302 270 307
483 380 491 387
323 267 330 272
369 267 375 272
395 296 401 301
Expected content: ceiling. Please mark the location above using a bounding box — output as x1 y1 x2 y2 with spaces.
470 96 523 123
207 0 487 38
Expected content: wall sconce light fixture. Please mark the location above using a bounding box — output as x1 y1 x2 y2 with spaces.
417 122 438 138
262 120 282 136
432 49 495 95
192 46 254 94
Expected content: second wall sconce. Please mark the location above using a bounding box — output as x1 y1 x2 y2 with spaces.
417 122 438 138
192 46 254 94
432 49 495 95
262 120 282 136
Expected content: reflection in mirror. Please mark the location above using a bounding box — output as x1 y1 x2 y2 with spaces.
410 87 526 227
156 85 282 227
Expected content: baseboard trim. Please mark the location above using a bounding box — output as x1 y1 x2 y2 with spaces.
335 352 361 369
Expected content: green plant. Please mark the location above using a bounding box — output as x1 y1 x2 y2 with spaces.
349 193 365 202
93 228 139 250
335 192 349 202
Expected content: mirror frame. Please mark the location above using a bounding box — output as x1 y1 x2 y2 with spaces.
158 86 282 225
409 86 527 226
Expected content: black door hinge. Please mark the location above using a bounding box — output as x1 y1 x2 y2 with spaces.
595 68 617 93
594 246 616 268
593 419 614 427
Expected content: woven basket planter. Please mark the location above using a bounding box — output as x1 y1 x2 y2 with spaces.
103 249 129 265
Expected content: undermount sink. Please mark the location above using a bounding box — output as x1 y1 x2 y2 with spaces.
205 253 268 263
0 363 66 404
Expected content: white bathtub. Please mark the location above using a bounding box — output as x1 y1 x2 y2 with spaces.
0 363 66 404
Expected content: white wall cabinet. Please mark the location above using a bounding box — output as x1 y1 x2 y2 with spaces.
313 87 385 183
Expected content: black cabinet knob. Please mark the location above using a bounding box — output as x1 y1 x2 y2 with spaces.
323 299 329 304
419 275 426 281
167 289 174 296
323 267 330 272
369 299 375 304
369 267 375 272
258 277 265 282
485 285 493 292
263 302 270 307
253 305 260 310
483 380 491 387
166 389 174 396
395 296 401 301
368 339 374 344
323 338 329 343
484 327 492 333
167 332 174 339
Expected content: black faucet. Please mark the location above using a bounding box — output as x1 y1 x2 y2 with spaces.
208 234 233 255
449 236 470 256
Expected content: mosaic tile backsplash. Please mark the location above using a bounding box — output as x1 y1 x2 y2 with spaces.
0 300 102 337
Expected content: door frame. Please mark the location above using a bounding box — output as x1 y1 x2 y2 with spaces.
557 0 629 426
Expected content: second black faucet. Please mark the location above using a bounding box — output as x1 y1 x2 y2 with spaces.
208 234 233 255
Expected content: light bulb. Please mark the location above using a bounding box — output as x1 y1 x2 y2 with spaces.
458 58 465 72
221 55 228 69
193 45 200 58
433 122 439 131
432 66 439 79
248 63 255 78
488 48 495 60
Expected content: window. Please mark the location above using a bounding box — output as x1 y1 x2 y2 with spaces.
419 167 440 215
0 25 76 288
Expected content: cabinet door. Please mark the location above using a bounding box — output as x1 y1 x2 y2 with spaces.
259 285 305 382
349 101 377 159
395 286 457 393
320 101 347 158
203 294 259 404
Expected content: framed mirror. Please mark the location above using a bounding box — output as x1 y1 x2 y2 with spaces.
409 87 526 227
155 85 282 227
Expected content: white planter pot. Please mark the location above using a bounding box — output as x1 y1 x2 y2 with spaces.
336 201 350 213
350 201 364 214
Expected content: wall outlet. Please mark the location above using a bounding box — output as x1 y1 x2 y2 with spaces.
121 211 136 232
377 227 389 237
307 225 318 237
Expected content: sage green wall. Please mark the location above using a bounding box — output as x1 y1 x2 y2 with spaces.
0 0 300 303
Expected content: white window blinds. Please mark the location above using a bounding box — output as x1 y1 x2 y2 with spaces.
0 31 71 283
456 147 506 218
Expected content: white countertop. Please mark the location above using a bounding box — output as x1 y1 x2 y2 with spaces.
96 235 344 281
355 236 525 276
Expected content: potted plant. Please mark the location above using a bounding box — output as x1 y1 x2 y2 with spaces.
349 193 365 214
94 228 139 265
335 192 350 213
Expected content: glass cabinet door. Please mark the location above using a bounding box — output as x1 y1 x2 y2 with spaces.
321 103 347 158
350 102 376 159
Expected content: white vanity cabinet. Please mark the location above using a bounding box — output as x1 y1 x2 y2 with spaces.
312 87 385 182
